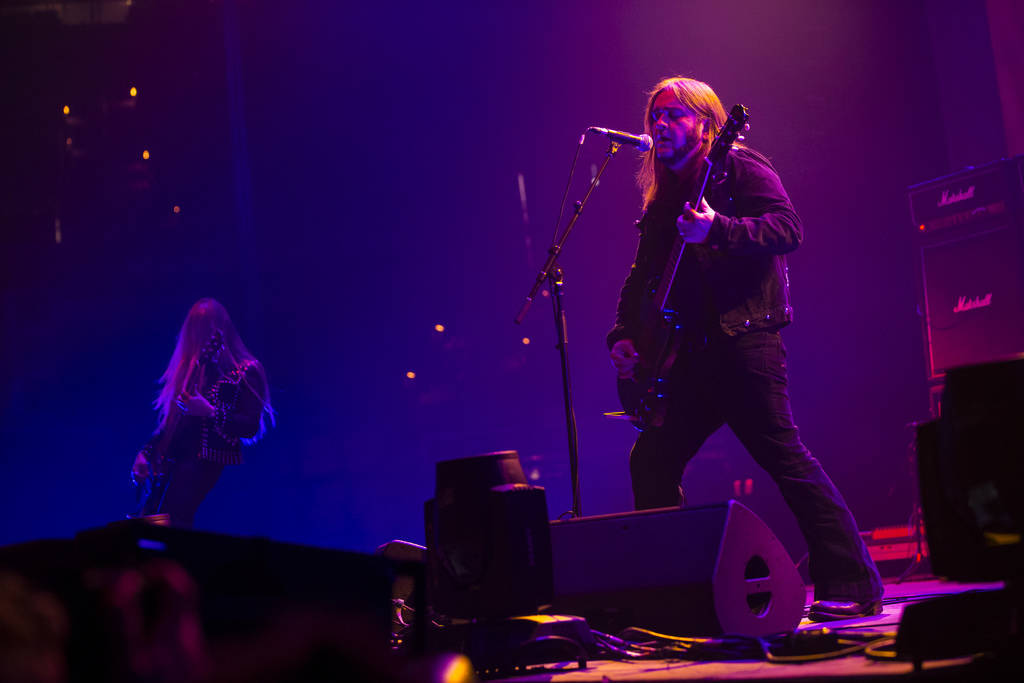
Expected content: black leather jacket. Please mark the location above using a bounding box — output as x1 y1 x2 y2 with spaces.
138 360 267 468
607 147 802 349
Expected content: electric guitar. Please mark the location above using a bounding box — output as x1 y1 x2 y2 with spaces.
615 104 750 430
129 330 224 519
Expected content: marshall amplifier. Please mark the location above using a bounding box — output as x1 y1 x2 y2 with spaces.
909 157 1024 380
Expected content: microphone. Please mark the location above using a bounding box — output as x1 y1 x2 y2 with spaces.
587 127 653 152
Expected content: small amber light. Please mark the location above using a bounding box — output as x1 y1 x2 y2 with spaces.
434 324 445 333
406 371 416 379
522 337 531 345
129 86 138 97
142 150 150 160
62 105 70 115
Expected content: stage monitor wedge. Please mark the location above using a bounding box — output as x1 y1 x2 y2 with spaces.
550 500 805 637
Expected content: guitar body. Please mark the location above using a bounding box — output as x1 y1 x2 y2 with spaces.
616 367 670 430
130 460 172 518
615 292 683 430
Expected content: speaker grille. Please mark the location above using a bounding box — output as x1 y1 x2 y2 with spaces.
920 223 1024 378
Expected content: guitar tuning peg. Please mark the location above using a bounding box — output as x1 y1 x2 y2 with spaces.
744 123 750 131
737 135 746 141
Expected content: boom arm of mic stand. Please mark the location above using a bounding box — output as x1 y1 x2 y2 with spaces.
514 141 621 325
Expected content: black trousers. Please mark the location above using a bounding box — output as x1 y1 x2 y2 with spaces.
629 330 883 603
157 454 225 529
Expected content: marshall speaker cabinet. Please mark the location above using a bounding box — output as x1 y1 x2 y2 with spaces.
909 156 1024 381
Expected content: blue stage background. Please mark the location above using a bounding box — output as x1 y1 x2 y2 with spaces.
0 0 1012 560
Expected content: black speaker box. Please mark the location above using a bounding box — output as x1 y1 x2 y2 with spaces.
0 523 399 682
424 452 553 621
0 523 395 643
915 356 1024 583
78 522 395 642
424 485 553 620
549 500 805 637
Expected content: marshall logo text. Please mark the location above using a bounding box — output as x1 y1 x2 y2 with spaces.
953 293 993 314
937 185 976 207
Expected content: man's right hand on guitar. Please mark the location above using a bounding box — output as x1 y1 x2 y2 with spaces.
132 452 150 482
610 339 641 379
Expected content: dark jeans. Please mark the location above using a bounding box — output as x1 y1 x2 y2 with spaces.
157 455 225 529
630 330 883 603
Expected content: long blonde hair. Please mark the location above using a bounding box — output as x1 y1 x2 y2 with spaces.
637 76 728 210
155 298 273 440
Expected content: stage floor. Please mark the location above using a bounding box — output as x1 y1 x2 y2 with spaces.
495 577 1012 681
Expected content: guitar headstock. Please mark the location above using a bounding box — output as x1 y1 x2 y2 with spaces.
707 103 750 166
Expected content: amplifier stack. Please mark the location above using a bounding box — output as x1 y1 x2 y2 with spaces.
908 156 1024 412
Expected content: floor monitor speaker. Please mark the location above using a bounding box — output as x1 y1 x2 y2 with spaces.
550 500 805 637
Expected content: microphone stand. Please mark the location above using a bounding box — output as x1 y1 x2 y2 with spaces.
515 140 622 519
547 265 581 519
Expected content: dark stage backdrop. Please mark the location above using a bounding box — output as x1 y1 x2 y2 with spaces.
0 0 1008 561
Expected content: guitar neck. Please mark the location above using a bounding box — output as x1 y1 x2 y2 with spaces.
654 235 685 314
692 157 715 211
154 360 211 456
653 160 715 314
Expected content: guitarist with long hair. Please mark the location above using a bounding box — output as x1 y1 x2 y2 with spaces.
131 298 273 528
608 77 883 621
